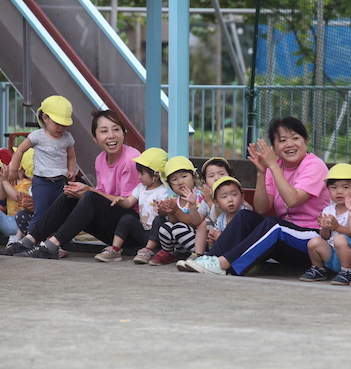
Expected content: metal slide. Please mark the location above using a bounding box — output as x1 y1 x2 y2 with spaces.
0 0 168 185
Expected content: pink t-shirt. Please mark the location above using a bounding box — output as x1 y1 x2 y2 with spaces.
95 145 141 212
266 153 330 228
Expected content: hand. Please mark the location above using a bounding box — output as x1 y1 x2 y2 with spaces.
201 184 212 205
255 139 277 170
207 229 222 246
180 187 197 205
63 181 89 199
110 196 125 206
247 142 267 174
319 213 339 231
159 199 178 214
67 170 76 181
18 193 34 212
345 196 351 212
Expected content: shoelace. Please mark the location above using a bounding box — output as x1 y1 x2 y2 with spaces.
26 246 41 255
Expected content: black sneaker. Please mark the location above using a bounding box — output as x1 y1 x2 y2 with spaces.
331 270 351 286
14 244 59 259
299 266 327 282
0 241 28 256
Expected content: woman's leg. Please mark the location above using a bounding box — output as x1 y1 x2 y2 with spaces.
207 210 264 257
227 217 318 275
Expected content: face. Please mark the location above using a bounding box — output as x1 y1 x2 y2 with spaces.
168 171 195 195
93 116 125 158
214 183 243 214
138 170 154 187
43 115 68 139
273 127 308 168
204 164 229 189
328 180 351 205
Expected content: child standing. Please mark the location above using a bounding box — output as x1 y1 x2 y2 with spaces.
94 147 168 262
149 156 203 266
299 163 351 285
8 95 76 232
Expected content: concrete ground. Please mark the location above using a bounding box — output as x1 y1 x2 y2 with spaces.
0 249 350 369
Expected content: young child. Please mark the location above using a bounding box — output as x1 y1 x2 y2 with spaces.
0 149 33 239
299 163 351 285
148 156 203 266
176 157 252 271
184 176 247 274
94 147 168 263
8 95 76 233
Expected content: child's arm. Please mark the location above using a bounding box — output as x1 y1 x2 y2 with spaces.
110 195 137 209
9 138 33 182
66 146 77 180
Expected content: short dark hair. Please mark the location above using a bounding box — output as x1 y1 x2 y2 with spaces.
327 179 351 187
136 163 154 177
91 110 127 138
268 116 308 145
201 159 235 182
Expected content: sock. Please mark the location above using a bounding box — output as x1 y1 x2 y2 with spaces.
341 266 351 272
42 240 59 254
112 246 121 252
21 237 35 249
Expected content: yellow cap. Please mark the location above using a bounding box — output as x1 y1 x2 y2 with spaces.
36 95 73 126
133 148 168 173
165 156 195 178
13 147 34 178
325 163 351 180
201 157 230 174
212 176 242 198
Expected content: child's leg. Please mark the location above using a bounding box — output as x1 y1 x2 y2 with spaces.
333 234 351 268
158 222 178 252
193 219 208 255
146 215 166 251
172 222 196 253
307 236 332 268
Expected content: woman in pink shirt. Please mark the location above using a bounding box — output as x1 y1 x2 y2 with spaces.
185 116 330 276
1 110 141 259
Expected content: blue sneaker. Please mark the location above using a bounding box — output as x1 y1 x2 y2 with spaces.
331 270 351 286
185 255 226 275
299 266 327 282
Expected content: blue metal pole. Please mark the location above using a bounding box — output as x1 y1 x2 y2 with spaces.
168 0 190 158
145 0 162 149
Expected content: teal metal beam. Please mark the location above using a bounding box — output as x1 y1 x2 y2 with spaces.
145 0 162 148
168 0 190 158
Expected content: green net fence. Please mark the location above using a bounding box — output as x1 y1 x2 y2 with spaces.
253 0 351 162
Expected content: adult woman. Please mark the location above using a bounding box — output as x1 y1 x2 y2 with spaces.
186 116 330 275
0 110 141 259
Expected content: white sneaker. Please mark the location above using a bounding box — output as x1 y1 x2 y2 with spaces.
185 255 226 275
94 246 122 262
176 253 199 272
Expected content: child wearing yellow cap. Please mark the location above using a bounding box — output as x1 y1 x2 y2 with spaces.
0 150 33 238
148 156 205 266
8 95 76 234
300 163 351 285
94 148 168 263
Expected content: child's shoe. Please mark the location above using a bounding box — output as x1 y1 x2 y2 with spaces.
94 246 122 262
331 270 351 285
299 266 327 282
133 247 155 264
185 255 226 275
176 252 201 272
149 249 175 266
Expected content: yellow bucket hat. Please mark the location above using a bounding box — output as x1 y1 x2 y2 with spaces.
325 163 351 180
13 147 34 178
165 156 196 178
36 95 73 126
212 176 242 198
133 148 168 174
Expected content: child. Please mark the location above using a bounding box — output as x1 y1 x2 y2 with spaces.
176 157 252 271
8 95 76 233
184 176 248 274
148 156 203 266
0 148 33 239
94 147 168 262
299 163 351 285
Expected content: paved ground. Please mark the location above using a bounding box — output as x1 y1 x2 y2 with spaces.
0 248 350 369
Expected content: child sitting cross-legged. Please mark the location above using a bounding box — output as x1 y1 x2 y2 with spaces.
148 156 205 266
185 176 248 274
299 163 351 285
94 147 168 262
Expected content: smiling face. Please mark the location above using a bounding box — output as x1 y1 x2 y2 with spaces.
93 116 125 162
214 182 243 215
272 126 308 168
168 171 195 195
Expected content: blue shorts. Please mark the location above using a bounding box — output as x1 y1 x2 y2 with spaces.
324 235 351 272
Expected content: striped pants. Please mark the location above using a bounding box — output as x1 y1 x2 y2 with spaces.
208 210 319 275
159 222 196 253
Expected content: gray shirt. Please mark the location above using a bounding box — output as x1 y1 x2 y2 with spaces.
28 128 75 177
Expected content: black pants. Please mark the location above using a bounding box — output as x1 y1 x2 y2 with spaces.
30 191 138 246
